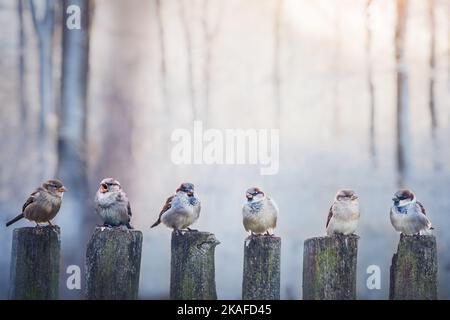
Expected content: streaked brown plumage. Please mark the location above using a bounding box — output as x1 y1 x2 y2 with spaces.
151 183 200 230
6 179 67 227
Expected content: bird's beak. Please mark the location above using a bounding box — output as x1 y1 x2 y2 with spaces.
187 192 194 197
246 194 253 200
100 184 108 193
392 198 398 202
351 195 358 200
59 186 67 192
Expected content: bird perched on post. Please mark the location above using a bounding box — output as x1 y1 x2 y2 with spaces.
390 189 433 235
6 179 67 227
151 183 201 231
94 178 133 229
326 189 360 236
242 187 278 236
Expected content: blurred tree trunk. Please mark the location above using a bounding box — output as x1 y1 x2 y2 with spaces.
428 0 437 137
202 0 222 125
273 0 283 129
57 0 91 297
155 0 169 116
395 0 410 186
90 0 144 189
18 0 28 126
29 0 56 180
332 2 341 135
366 0 376 163
179 0 197 121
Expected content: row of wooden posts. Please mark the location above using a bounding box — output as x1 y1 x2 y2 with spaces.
8 226 438 300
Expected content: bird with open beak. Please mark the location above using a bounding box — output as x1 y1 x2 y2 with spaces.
390 189 433 235
242 187 278 236
6 179 67 227
326 189 360 236
94 178 133 229
151 183 201 231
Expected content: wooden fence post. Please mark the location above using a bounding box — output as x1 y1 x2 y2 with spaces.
85 227 143 299
389 234 437 300
302 234 358 300
9 226 61 300
170 230 220 300
242 235 281 300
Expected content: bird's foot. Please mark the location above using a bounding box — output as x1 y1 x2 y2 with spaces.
47 221 54 227
265 231 274 237
126 223 134 230
186 227 198 232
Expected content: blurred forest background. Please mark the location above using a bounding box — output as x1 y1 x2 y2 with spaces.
0 0 449 299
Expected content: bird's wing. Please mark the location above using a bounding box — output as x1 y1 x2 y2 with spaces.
417 201 427 215
115 191 132 217
267 197 278 228
151 195 175 228
326 205 333 228
127 201 132 217
416 201 433 230
22 188 42 213
267 197 279 213
160 195 174 216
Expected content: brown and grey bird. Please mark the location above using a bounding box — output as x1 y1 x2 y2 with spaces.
151 183 201 231
242 187 278 236
326 189 360 236
94 178 133 229
390 189 433 235
6 179 67 227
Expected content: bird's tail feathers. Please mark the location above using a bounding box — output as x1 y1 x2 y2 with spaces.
6 214 24 227
151 219 161 228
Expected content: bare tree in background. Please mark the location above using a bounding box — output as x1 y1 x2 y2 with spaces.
57 0 90 297
29 0 56 180
202 0 222 125
18 0 28 126
395 0 410 186
366 0 376 163
155 0 169 116
332 2 341 135
273 0 283 129
178 0 197 121
428 0 437 137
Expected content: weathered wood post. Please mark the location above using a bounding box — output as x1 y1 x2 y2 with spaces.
303 234 358 300
9 226 61 300
389 234 437 300
242 235 281 300
170 230 220 300
86 227 143 299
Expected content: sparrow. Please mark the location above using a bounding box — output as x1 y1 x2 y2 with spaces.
6 179 67 227
151 183 201 231
326 189 360 236
94 178 133 229
390 189 433 235
242 187 278 236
